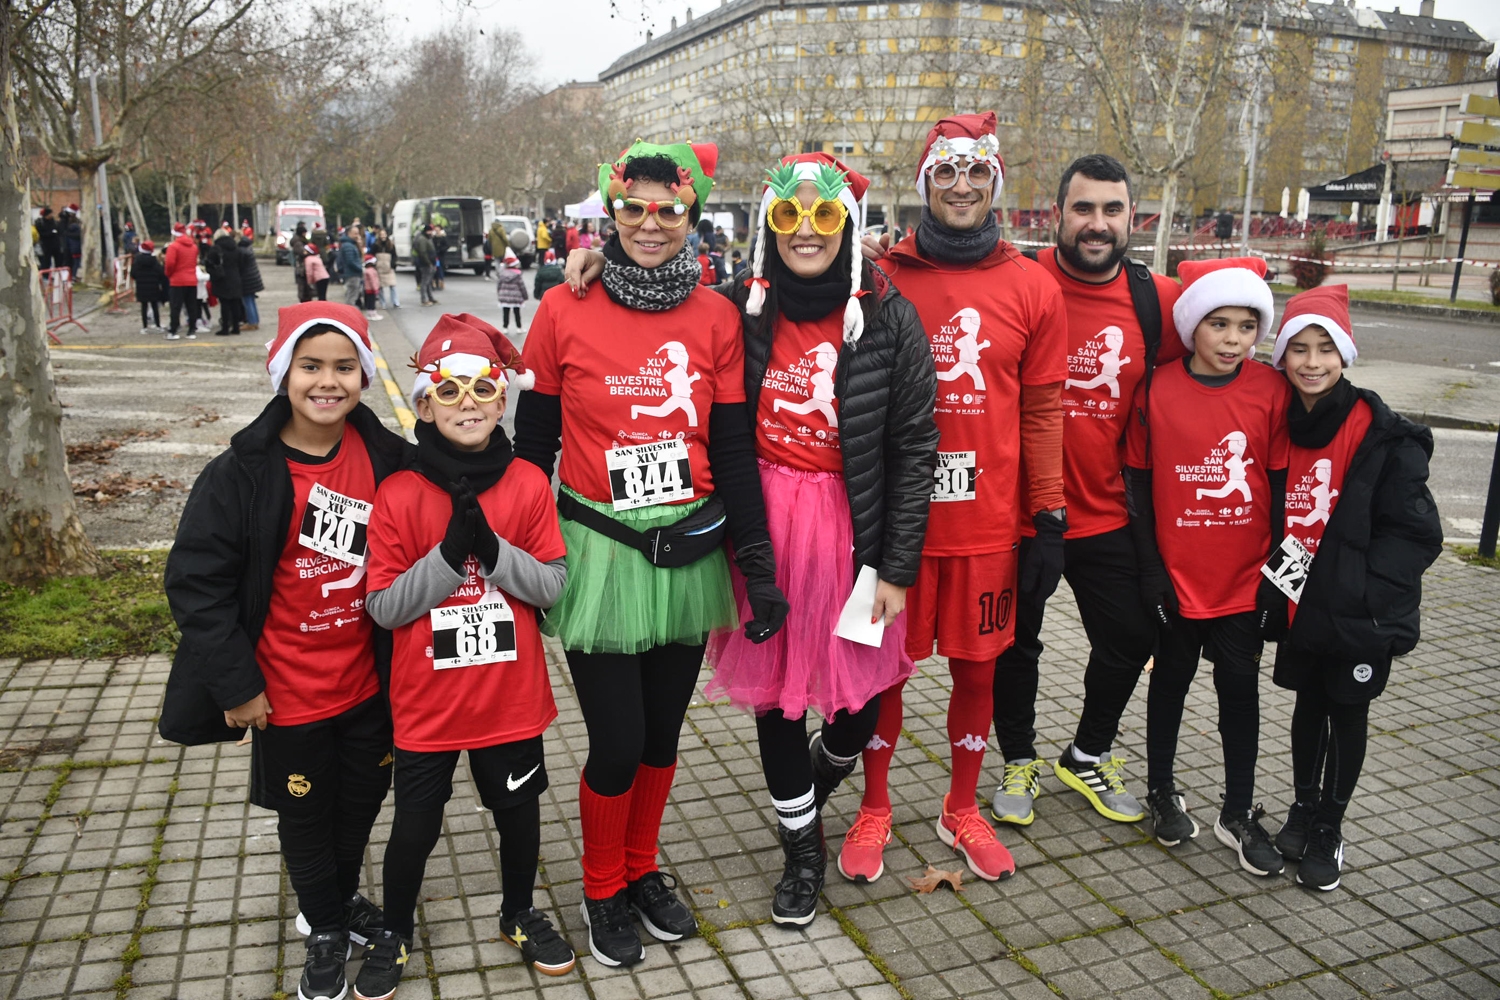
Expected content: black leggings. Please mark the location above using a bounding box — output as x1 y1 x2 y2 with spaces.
565 643 704 797
1290 686 1369 829
1146 612 1263 815
139 299 159 327
500 306 522 328
382 799 540 937
756 698 881 802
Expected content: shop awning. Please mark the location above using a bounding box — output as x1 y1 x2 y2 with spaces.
1306 161 1452 204
1305 165 1386 203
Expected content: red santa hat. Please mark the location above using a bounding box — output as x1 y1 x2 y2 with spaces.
409 315 514 406
1271 284 1356 369
452 312 534 391
745 151 871 344
140 240 155 252
502 247 519 265
1172 256 1276 349
172 222 188 236
265 302 376 394
915 112 1006 202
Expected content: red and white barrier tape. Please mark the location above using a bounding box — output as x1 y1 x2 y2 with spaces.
1009 238 1500 269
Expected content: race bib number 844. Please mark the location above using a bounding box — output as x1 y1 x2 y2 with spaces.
298 484 372 566
606 440 694 511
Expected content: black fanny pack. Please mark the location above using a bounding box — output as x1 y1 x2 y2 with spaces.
556 492 727 568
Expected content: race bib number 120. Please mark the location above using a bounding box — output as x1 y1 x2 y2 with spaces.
1261 534 1314 604
430 594 517 670
606 439 694 511
931 451 977 503
298 484 372 566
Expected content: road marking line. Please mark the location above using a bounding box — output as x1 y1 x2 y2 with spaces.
368 333 417 440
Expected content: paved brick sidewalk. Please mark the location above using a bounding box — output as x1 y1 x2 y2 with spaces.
1 556 1496 1000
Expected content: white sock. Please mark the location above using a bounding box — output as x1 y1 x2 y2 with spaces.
1070 743 1103 765
772 788 817 831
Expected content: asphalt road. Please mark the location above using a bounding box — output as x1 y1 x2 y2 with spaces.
1347 306 1500 377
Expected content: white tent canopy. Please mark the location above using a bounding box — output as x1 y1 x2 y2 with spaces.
565 193 609 220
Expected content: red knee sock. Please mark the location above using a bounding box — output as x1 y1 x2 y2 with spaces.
623 761 677 882
946 657 997 812
579 776 634 900
859 678 906 812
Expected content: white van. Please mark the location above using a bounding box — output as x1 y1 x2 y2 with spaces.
274 200 326 264
390 197 495 273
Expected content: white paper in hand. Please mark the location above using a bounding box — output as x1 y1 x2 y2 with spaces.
835 565 886 648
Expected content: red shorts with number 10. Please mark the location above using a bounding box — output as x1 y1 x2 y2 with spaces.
904 547 1019 662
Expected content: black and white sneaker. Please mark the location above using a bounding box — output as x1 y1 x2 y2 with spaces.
1146 785 1199 847
1296 823 1345 891
1214 805 1285 876
298 929 350 1000
771 819 826 927
580 891 645 967
1275 800 1318 862
627 870 697 941
809 731 858 811
501 908 576 976
352 929 409 1000
295 893 386 946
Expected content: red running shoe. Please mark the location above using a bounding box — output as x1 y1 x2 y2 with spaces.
837 806 893 883
936 793 1015 881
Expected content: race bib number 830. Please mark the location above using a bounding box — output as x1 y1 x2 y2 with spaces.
298 484 372 566
606 440 694 511
931 451 977 503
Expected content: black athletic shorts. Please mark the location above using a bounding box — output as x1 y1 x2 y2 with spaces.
393 736 548 813
250 693 393 811
1273 643 1392 704
1158 611 1264 678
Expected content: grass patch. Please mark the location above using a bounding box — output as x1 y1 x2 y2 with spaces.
1268 283 1500 312
0 549 177 661
1452 544 1500 570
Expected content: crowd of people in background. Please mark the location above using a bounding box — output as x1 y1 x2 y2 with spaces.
126 219 264 341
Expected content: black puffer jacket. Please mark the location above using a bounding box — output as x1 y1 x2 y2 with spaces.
208 235 242 298
160 397 413 746
1282 386 1442 663
236 238 265 295
731 265 939 587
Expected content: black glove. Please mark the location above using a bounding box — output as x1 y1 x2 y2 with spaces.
1018 510 1066 605
1257 576 1288 641
439 485 477 573
463 479 500 573
1139 562 1179 627
735 541 789 644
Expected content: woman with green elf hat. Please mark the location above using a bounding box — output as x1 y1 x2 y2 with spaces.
513 139 788 968
567 151 938 928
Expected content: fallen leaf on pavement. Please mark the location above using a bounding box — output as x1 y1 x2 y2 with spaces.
907 865 964 894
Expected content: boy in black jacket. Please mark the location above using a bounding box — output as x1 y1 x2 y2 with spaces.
162 302 413 1000
1263 285 1442 891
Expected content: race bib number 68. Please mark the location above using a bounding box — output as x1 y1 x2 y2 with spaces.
430 595 517 670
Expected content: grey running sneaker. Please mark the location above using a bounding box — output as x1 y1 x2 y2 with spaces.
1296 823 1344 891
1146 785 1199 847
1214 805 1285 876
1054 746 1146 822
1275 800 1318 862
991 758 1044 826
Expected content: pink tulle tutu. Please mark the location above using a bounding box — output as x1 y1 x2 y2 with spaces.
705 460 914 717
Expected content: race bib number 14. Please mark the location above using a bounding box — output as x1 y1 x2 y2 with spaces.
931 451 977 503
298 484 372 566
606 439 694 511
430 595 517 670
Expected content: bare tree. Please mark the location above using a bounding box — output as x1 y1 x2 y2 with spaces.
1047 0 1251 271
0 0 101 582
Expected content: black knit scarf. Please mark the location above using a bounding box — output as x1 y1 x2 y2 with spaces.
774 230 855 322
1287 375 1359 450
914 204 1001 265
600 235 702 312
415 419 513 494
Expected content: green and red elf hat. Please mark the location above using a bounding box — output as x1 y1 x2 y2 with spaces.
597 139 718 222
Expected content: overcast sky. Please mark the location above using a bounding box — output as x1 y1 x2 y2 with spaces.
384 0 1500 89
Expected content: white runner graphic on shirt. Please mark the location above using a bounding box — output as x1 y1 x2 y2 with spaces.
630 341 701 427
1287 458 1337 529
934 308 990 390
1065 326 1131 399
1194 431 1254 503
772 341 839 427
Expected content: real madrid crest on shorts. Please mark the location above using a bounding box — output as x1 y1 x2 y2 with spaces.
287 773 312 797
1352 663 1373 683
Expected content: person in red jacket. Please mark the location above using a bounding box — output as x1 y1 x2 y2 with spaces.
163 222 201 341
990 155 1187 831
844 113 1068 885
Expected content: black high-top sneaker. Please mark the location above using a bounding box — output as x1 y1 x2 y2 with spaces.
771 817 826 927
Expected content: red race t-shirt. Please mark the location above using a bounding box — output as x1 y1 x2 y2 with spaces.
1125 359 1290 618
366 461 566 752
255 425 380 726
756 312 843 473
524 283 746 509
881 240 1068 555
1033 247 1186 539
1284 398 1372 623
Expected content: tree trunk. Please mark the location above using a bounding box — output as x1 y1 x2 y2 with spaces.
121 169 150 242
165 178 179 227
1153 171 1180 276
76 162 104 286
0 3 102 583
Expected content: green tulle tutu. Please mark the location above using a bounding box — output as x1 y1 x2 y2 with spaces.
542 488 737 655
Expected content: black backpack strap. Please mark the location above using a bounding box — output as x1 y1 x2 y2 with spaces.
1022 248 1039 261
1122 257 1164 453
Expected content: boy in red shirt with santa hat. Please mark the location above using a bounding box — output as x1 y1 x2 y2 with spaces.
1124 257 1290 877
162 303 413 1000
358 315 572 998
